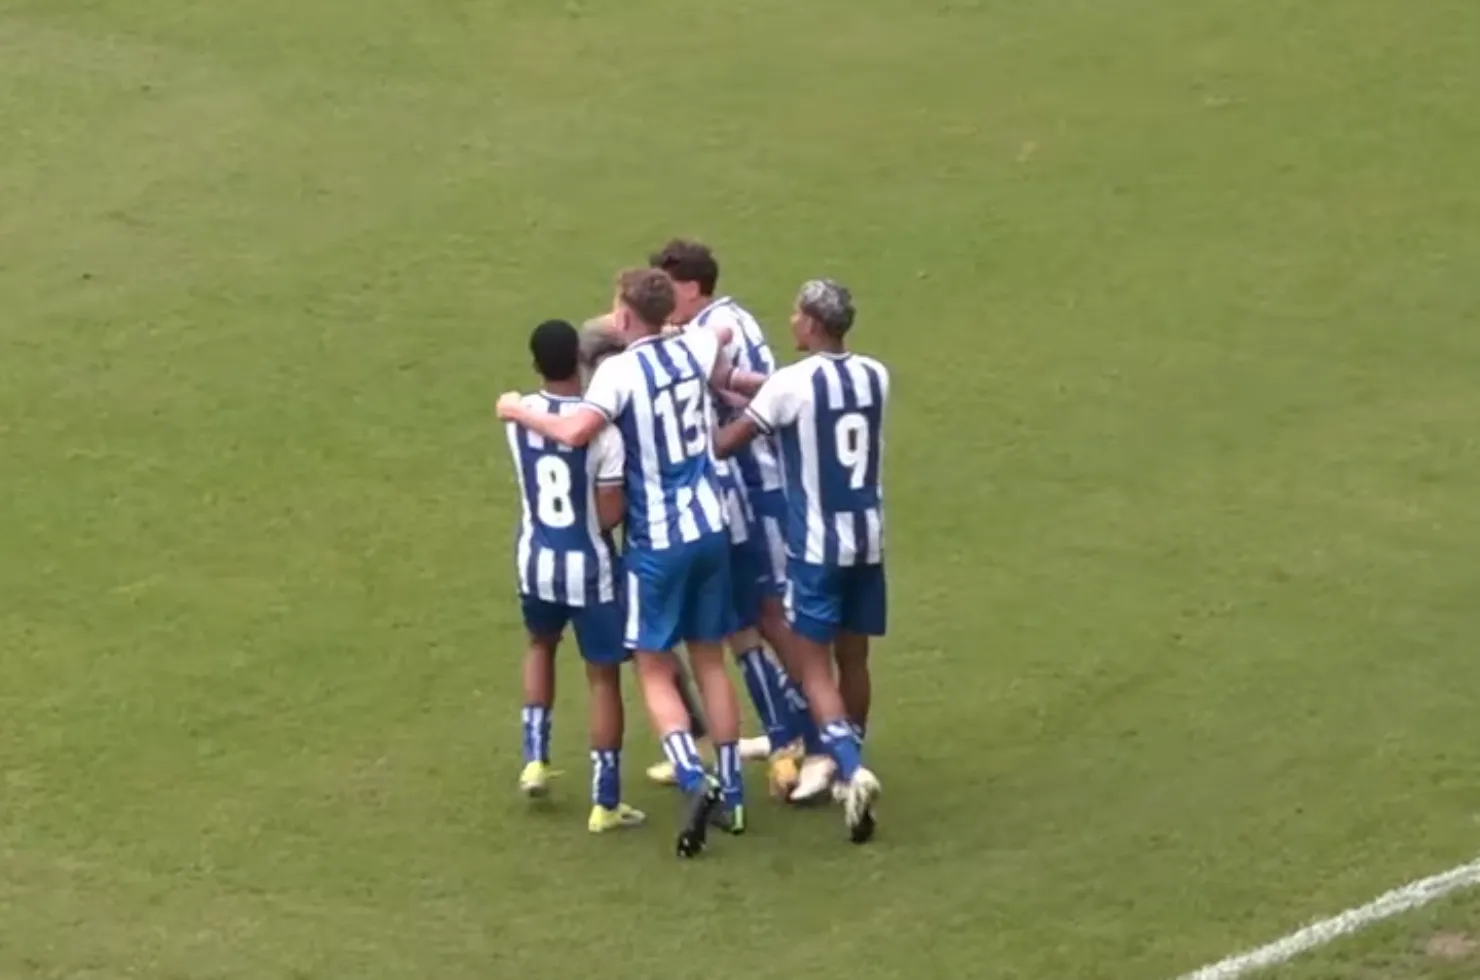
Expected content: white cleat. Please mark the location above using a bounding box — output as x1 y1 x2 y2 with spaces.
841 767 881 843
737 736 772 762
789 754 837 803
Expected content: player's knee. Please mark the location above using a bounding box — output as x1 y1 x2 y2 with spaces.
527 634 560 659
585 661 623 697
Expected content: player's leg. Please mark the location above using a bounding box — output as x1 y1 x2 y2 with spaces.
786 561 880 843
684 533 747 833
836 563 887 741
517 597 567 797
756 504 826 770
834 632 870 740
725 535 802 793
757 598 832 800
625 553 723 857
573 600 645 833
645 653 709 787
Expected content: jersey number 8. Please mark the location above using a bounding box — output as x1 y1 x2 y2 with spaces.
535 456 575 528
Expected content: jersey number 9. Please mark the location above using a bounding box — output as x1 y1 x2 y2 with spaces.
835 412 871 490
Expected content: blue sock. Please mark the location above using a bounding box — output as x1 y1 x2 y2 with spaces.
737 648 791 749
786 686 824 755
591 749 621 809
661 731 707 794
521 704 551 764
820 719 863 781
851 720 867 744
716 741 744 807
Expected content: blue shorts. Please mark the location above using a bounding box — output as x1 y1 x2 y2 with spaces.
750 488 789 597
784 559 887 645
521 596 629 666
728 536 770 633
625 533 731 652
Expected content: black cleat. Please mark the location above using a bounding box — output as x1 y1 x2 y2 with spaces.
709 802 746 836
676 777 722 858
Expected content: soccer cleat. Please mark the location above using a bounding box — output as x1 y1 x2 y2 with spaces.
840 767 881 844
675 776 723 858
646 759 678 786
766 746 801 800
789 754 837 804
588 803 646 833
738 735 772 762
519 761 554 798
709 802 747 835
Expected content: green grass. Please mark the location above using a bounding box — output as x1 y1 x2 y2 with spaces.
1266 888 1480 979
3 1 1480 977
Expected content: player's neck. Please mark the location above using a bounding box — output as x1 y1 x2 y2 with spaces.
541 378 582 398
811 341 848 357
674 295 714 325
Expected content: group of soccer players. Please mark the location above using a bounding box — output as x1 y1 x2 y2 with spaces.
495 240 889 858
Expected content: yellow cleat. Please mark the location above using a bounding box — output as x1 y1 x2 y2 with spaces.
767 743 802 800
519 761 554 798
646 759 678 786
589 802 647 833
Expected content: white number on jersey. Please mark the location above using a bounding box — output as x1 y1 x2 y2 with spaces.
835 412 871 489
535 455 575 528
654 378 706 462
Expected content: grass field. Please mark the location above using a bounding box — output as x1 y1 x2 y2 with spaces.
4 1 1480 977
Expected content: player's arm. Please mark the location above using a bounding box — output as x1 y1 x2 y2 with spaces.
596 485 624 530
496 396 606 448
715 369 795 458
592 427 626 531
714 415 761 459
707 335 768 396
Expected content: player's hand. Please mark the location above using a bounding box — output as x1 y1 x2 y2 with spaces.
495 391 523 420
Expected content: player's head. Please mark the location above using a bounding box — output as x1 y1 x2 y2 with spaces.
529 319 581 384
791 278 855 351
648 239 719 324
611 268 675 339
578 318 627 387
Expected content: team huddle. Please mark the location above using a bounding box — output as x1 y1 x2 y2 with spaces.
495 240 889 858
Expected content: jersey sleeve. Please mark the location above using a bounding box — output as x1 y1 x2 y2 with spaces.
698 307 746 364
590 425 625 485
682 328 721 381
582 355 629 421
745 365 805 434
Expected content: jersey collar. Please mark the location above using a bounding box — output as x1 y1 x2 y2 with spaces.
687 295 732 326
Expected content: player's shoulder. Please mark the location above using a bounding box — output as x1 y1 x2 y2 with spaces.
693 296 742 328
676 325 721 361
853 352 890 382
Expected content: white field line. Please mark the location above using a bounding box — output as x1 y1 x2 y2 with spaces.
1176 855 1480 980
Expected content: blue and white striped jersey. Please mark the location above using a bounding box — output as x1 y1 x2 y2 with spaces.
691 297 784 494
583 331 727 552
716 457 753 547
745 352 890 567
506 393 623 605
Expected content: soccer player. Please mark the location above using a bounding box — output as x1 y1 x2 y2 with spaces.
650 239 824 800
498 270 765 857
506 320 644 834
715 279 885 843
